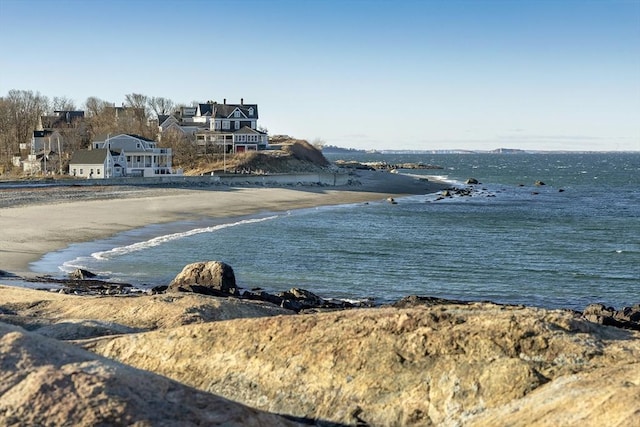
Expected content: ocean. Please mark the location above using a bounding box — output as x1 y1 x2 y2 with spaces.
32 152 640 311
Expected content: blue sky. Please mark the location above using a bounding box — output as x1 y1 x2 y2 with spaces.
1 0 638 151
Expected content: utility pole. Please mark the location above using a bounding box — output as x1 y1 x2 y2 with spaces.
57 136 62 174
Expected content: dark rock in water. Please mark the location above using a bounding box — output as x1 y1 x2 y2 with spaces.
0 270 17 278
167 261 238 296
392 295 472 308
583 303 640 331
465 178 479 185
69 269 97 280
535 180 546 186
558 188 565 192
242 290 284 306
150 285 168 294
614 304 640 323
280 288 325 307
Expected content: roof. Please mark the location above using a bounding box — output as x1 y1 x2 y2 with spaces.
69 149 108 165
213 103 258 119
233 126 263 135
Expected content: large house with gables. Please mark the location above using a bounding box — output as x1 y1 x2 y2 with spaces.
159 99 268 153
69 134 180 178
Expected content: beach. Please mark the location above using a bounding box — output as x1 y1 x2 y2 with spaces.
0 170 446 276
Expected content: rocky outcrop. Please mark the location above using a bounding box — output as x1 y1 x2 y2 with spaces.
583 303 640 330
167 261 238 296
242 287 370 313
69 268 97 280
0 322 299 426
81 302 640 426
0 285 292 339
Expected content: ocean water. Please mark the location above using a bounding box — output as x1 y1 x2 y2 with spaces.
32 152 640 311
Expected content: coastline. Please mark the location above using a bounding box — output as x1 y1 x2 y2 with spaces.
0 170 448 277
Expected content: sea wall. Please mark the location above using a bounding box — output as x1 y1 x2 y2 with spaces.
0 172 351 188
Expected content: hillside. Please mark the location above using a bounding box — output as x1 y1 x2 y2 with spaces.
185 139 331 176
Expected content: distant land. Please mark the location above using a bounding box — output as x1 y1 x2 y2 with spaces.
320 145 638 155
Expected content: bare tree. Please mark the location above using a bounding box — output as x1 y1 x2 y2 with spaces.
157 128 198 169
124 93 148 115
149 96 175 117
0 97 12 171
84 96 111 117
52 96 77 112
1 90 48 165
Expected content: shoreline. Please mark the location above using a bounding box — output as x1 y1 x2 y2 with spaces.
0 170 448 277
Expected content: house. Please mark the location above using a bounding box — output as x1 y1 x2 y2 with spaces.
21 150 60 175
93 134 179 177
193 99 268 153
69 148 126 179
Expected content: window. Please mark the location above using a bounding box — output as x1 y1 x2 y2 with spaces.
248 107 254 116
80 169 83 174
223 121 229 130
97 169 101 175
235 121 240 130
234 110 241 118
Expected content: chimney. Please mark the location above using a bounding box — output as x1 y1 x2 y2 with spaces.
241 98 244 105
223 98 226 104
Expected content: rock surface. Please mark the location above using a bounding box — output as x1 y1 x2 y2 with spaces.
0 322 299 426
3 285 639 426
80 302 640 426
0 285 292 339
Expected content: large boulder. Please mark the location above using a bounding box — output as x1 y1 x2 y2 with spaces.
167 261 238 296
82 303 640 426
0 322 298 426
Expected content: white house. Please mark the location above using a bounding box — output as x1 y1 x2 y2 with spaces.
93 134 179 177
69 148 126 179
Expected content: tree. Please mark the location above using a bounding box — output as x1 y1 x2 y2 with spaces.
52 96 77 112
0 90 48 169
157 128 198 169
83 96 116 142
124 93 148 117
149 96 175 117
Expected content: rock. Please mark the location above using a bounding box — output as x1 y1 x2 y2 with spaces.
535 180 546 186
167 261 238 296
0 285 292 338
583 303 640 330
83 303 640 426
465 178 479 185
280 288 325 306
386 197 397 204
614 304 640 322
69 268 97 279
0 323 298 426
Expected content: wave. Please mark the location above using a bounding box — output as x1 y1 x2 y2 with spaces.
60 215 279 272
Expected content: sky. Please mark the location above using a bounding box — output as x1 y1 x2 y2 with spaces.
0 0 638 151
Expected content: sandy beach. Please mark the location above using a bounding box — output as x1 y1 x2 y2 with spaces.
0 170 447 276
